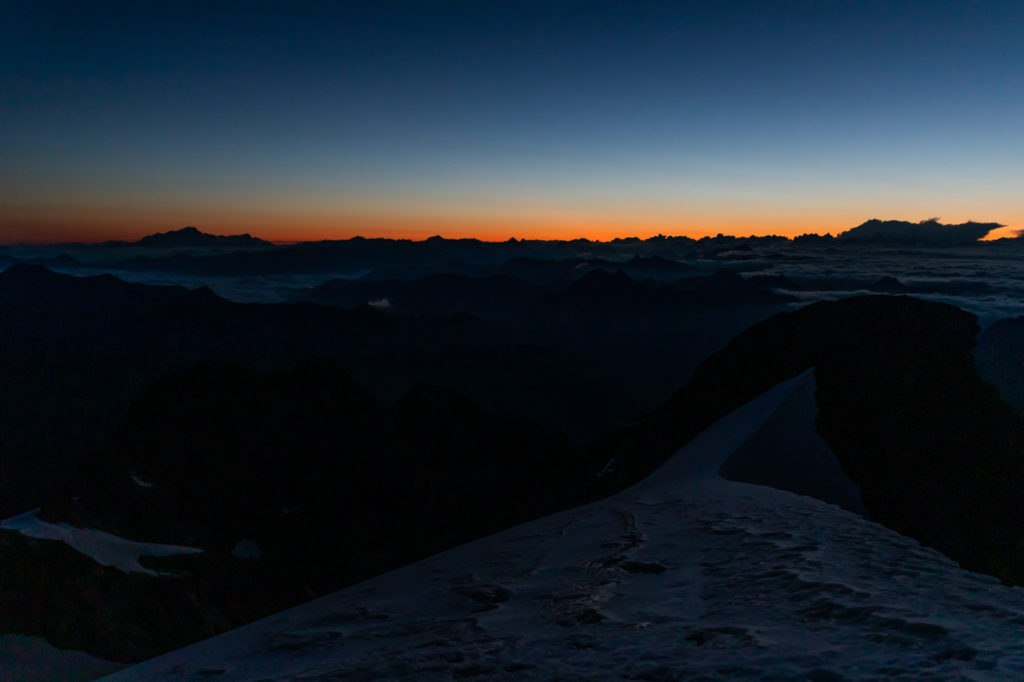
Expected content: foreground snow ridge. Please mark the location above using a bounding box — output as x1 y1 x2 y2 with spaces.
104 372 1024 680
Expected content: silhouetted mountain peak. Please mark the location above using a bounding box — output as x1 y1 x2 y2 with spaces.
50 253 82 266
869 276 909 293
571 268 639 292
0 263 61 283
625 254 692 271
287 356 378 409
116 359 377 440
705 270 744 285
0 265 105 300
183 285 221 301
394 382 485 419
136 226 271 248
157 284 229 317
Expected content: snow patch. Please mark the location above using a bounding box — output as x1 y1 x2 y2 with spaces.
1 510 202 576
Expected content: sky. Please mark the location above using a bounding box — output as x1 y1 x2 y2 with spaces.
2 0 1022 243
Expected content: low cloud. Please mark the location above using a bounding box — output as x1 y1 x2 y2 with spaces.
837 219 1003 246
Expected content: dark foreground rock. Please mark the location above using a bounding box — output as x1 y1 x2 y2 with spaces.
3 359 573 661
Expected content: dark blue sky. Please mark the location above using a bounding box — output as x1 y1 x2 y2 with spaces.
2 1 1022 241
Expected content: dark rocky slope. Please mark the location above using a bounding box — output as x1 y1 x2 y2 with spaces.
3 359 573 662
0 266 570 515
0 265 787 517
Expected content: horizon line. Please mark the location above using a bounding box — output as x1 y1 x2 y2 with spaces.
2 218 1016 247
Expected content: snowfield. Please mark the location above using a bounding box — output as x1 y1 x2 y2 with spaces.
1 509 202 576
103 371 1024 680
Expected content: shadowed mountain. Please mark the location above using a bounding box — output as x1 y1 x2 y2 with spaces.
0 266 692 516
90 237 701 280
299 272 541 317
0 253 84 271
0 264 194 343
548 269 793 309
747 272 997 297
500 269 793 420
0 266 499 517
486 256 585 288
562 255 696 282
620 254 696 278
98 237 537 277
298 268 796 433
867 275 910 294
556 268 655 304
2 359 573 662
669 270 796 304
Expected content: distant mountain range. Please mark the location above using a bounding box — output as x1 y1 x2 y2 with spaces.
0 264 790 521
1 219 1018 283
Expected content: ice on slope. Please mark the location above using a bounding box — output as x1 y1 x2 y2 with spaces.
103 370 1024 680
1 509 202 576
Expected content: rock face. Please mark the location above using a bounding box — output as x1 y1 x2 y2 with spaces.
586 295 1024 585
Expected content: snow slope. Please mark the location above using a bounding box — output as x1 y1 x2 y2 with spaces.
719 369 869 516
1 509 202 576
103 371 1024 680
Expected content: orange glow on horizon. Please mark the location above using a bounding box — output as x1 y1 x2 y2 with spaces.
0 215 848 245
1 206 1016 245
